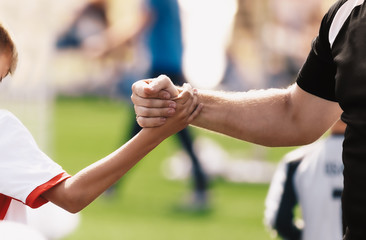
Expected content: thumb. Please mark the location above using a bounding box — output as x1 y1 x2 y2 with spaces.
147 75 179 98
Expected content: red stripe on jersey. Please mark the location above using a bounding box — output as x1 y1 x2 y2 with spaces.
0 194 11 220
26 172 71 209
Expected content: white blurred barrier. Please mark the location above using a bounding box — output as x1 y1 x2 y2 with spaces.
27 203 81 240
0 221 46 240
163 137 277 183
179 0 238 90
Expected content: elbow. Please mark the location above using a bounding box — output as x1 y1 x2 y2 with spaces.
290 125 325 146
281 113 327 147
57 191 88 214
65 205 84 214
300 134 322 145
63 203 86 215
287 132 322 147
261 128 323 148
42 180 91 214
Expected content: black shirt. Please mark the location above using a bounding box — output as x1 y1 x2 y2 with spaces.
296 0 366 239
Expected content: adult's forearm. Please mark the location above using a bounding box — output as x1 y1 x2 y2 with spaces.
191 88 293 146
191 85 341 147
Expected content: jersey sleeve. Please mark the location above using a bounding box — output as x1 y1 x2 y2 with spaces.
264 150 304 240
0 110 70 208
296 0 346 102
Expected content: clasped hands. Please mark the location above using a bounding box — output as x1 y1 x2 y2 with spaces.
131 75 203 131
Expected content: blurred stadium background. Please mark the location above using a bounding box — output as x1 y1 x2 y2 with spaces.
0 0 334 239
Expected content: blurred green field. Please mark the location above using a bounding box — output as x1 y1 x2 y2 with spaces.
51 96 293 240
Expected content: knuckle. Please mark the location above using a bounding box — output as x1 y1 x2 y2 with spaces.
131 82 139 93
139 117 160 128
136 117 143 127
160 74 169 81
134 105 142 115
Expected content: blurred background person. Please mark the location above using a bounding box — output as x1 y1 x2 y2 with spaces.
53 0 126 96
124 0 209 210
56 0 109 51
264 120 345 240
260 0 323 88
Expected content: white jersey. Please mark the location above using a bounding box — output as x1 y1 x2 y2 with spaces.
265 134 344 240
0 110 69 223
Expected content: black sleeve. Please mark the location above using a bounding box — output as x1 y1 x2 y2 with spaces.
296 0 347 102
274 159 302 240
296 38 337 102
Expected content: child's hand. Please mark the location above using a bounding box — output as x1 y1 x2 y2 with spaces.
151 83 203 139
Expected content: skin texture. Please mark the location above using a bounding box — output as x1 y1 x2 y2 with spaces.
131 75 343 147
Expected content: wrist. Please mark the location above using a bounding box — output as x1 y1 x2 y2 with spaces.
139 127 168 145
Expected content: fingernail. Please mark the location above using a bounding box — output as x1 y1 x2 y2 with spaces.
169 101 176 108
168 109 175 115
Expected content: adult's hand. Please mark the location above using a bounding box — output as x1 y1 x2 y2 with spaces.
131 75 182 127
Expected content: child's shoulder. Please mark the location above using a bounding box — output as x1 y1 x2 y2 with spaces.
0 109 25 128
0 109 17 120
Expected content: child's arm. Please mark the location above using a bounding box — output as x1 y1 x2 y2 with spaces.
42 84 202 213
